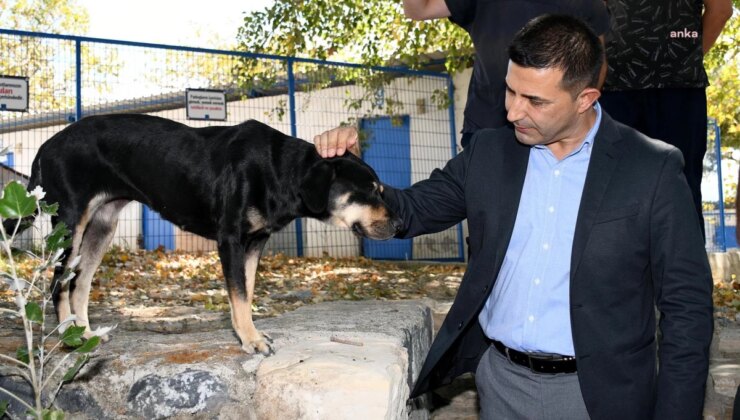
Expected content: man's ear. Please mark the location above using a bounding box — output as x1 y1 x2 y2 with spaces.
299 160 335 214
577 87 602 114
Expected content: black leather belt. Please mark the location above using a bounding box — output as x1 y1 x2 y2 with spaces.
492 340 577 374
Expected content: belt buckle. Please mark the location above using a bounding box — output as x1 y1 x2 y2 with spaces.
527 355 535 372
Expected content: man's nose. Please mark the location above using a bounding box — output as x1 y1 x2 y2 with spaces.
506 98 524 122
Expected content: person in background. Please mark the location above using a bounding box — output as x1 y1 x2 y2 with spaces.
599 0 733 232
315 14 713 419
316 0 610 156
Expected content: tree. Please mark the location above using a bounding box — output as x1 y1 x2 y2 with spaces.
234 0 471 126
705 0 740 149
0 0 122 116
0 0 89 34
236 0 471 72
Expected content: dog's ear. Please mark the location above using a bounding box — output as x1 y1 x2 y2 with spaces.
300 160 335 214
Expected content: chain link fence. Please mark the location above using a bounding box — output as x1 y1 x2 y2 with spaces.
0 29 464 261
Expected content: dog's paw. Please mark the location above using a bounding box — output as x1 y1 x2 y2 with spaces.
82 330 110 343
242 335 274 356
82 326 113 343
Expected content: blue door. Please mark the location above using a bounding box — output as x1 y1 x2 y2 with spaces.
361 116 412 260
142 206 174 251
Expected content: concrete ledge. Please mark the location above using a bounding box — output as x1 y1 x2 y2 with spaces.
0 300 433 419
708 249 740 283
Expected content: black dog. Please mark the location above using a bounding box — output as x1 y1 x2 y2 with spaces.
20 114 401 355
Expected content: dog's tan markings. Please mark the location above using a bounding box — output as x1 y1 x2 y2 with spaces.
69 199 128 340
332 202 376 230
229 249 271 355
246 207 267 233
57 194 110 330
330 199 396 240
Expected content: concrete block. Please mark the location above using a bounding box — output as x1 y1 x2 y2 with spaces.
0 300 433 419
254 338 408 419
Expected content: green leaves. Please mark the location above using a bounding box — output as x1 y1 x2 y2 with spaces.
40 201 59 216
75 336 100 354
25 301 43 323
62 354 90 382
60 326 87 348
16 346 38 364
0 400 7 418
60 326 101 353
42 409 65 420
0 181 36 220
46 222 71 252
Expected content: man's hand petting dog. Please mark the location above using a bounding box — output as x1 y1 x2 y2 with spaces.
314 126 360 158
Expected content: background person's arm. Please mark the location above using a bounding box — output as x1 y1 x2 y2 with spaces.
402 0 451 20
702 0 734 54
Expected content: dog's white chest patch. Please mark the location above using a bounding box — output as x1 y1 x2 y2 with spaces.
247 208 269 233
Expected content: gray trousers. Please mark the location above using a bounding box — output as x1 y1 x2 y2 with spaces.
475 345 590 420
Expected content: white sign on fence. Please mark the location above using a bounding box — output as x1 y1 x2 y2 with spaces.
0 76 29 112
186 89 226 121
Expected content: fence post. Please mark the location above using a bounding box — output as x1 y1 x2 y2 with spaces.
287 58 304 257
447 76 465 262
712 118 727 252
75 39 82 122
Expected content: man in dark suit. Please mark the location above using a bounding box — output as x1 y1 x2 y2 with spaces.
315 14 713 419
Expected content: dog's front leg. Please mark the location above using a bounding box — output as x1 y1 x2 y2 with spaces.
218 237 272 355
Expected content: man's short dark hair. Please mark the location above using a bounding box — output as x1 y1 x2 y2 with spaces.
508 14 604 96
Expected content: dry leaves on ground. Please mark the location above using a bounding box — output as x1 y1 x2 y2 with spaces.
3 248 735 320
0 248 465 318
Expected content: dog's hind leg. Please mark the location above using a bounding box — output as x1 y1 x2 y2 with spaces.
51 194 111 331
218 235 271 355
69 199 128 340
51 212 88 331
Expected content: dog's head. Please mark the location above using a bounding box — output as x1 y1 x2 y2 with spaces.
299 155 402 240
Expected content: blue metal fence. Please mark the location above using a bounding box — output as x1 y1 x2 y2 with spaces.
704 118 733 252
0 28 465 261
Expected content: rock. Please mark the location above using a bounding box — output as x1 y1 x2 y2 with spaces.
127 369 228 419
270 290 314 303
717 324 740 356
709 250 740 284
0 300 432 419
254 337 408 419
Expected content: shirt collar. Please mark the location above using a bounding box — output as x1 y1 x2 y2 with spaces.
533 102 602 157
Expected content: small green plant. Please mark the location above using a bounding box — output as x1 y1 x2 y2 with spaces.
0 181 113 419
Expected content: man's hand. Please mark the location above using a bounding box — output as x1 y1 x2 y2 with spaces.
313 126 360 158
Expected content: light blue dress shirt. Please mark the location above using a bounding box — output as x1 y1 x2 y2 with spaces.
478 104 603 356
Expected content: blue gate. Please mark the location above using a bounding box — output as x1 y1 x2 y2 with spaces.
142 206 174 251
361 116 413 260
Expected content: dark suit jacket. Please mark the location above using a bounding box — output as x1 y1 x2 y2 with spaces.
383 112 713 419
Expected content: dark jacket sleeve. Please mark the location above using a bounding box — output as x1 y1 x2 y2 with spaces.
650 148 713 418
382 145 469 238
